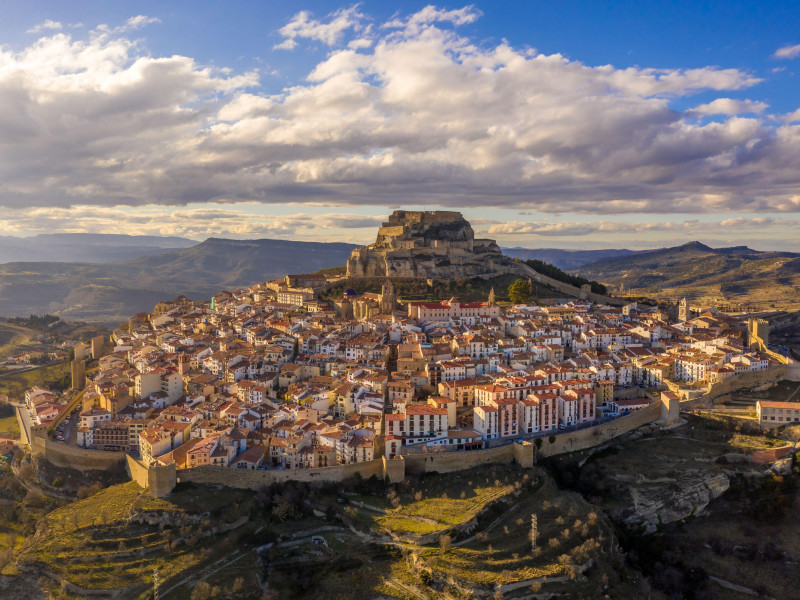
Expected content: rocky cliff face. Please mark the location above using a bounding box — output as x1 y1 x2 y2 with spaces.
346 210 513 278
611 471 730 534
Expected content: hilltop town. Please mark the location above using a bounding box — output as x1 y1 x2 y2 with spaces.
15 213 796 496
6 213 800 600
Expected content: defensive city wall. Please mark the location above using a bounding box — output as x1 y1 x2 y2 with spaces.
129 397 673 497
30 425 125 471
511 262 628 307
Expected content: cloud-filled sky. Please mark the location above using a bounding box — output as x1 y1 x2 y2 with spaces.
2 1 800 250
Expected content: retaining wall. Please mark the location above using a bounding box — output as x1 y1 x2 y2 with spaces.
403 405 660 473
403 443 515 475
179 458 385 490
134 403 663 494
31 436 126 471
705 365 788 402
126 455 150 489
538 401 661 456
511 263 627 306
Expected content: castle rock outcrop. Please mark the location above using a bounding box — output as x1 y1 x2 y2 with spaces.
346 210 512 279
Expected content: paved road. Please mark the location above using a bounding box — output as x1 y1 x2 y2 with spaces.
63 409 80 446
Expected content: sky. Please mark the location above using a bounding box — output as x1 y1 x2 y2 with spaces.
2 1 800 251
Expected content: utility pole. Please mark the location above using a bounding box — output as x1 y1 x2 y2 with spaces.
153 567 159 600
530 513 538 550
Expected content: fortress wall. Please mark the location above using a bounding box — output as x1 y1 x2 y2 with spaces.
538 401 662 457
403 444 515 475
32 437 126 471
704 365 788 401
378 226 406 238
388 211 462 225
126 455 150 489
179 459 385 490
132 404 661 493
383 456 406 483
512 262 627 307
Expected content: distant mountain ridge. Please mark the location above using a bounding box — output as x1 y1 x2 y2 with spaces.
501 246 646 269
3 234 798 322
0 237 358 323
575 241 800 309
0 233 197 264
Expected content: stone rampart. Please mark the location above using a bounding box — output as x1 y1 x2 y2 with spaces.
131 405 662 493
126 455 150 489
538 401 662 457
512 262 627 307
179 459 385 490
149 461 177 498
705 365 788 402
383 456 405 483
403 444 515 475
31 437 126 471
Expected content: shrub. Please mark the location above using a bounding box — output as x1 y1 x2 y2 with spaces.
420 570 433 586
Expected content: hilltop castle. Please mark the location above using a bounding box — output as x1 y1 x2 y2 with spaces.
346 210 512 279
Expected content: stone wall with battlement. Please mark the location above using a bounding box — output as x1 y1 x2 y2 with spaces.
130 404 662 495
385 211 463 226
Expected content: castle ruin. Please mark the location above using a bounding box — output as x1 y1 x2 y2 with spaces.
346 210 513 279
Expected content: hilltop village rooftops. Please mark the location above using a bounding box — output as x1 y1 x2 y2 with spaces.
54 280 778 469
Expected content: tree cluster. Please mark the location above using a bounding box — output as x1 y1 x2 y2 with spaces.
5 314 60 330
523 259 607 295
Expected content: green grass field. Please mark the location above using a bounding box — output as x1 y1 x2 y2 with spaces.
376 482 516 536
0 361 70 403
0 413 20 440
22 483 210 594
0 323 33 358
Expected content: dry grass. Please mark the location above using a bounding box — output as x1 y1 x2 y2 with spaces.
0 414 20 440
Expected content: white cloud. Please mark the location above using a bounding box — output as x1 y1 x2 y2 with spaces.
26 19 63 34
0 205 383 242
785 108 800 123
95 15 161 35
275 6 365 49
383 5 481 33
689 98 768 116
487 217 793 238
273 38 298 51
348 38 373 50
773 43 800 59
3 6 800 219
123 15 161 31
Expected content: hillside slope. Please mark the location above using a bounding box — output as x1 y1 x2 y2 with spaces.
0 233 196 264
0 238 358 322
502 246 644 269
577 241 800 309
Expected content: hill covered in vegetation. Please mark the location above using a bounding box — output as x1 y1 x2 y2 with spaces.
576 241 800 310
